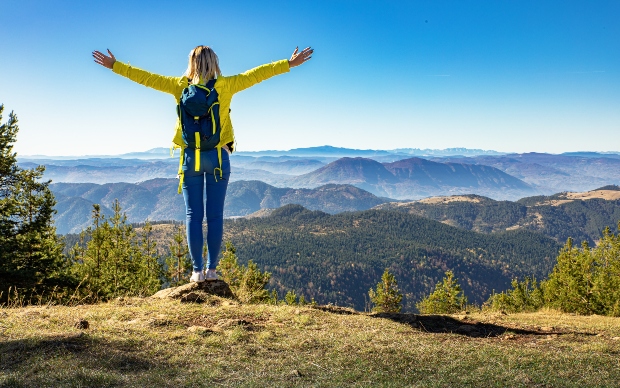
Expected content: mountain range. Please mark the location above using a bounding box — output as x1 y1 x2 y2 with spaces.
433 152 620 193
50 180 392 234
289 157 535 199
20 146 620 201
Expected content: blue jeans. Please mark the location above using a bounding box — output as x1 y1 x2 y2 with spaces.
182 148 231 271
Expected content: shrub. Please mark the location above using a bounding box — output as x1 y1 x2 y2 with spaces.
417 270 467 314
217 242 271 304
486 276 544 313
285 290 298 305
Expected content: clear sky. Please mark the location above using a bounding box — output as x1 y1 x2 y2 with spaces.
1 0 619 156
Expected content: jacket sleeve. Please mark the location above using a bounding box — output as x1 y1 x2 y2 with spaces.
112 61 186 97
224 59 290 95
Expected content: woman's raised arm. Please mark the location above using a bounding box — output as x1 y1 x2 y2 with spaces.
226 46 313 95
92 48 186 97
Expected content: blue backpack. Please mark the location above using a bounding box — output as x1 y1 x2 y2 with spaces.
176 79 224 193
178 79 221 151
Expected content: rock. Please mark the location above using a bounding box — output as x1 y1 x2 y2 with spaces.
215 319 251 330
151 280 234 301
148 318 172 327
540 326 554 332
310 304 358 315
180 292 204 303
611 337 620 341
74 319 89 330
187 325 212 334
151 288 175 299
289 369 303 378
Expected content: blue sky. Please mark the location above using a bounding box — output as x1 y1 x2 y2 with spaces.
1 0 618 156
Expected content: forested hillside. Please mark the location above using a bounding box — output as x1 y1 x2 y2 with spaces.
214 205 561 311
375 188 620 245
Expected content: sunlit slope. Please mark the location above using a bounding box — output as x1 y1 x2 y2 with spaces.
376 185 620 244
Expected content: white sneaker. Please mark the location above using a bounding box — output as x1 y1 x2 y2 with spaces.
190 270 205 283
205 269 218 280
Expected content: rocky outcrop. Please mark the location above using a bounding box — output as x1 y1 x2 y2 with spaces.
151 280 234 302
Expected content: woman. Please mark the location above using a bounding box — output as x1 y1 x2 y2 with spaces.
93 45 313 282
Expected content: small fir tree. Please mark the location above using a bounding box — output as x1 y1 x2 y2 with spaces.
544 228 620 316
165 225 191 287
285 290 298 305
543 238 597 315
71 202 164 300
368 268 403 313
137 221 163 295
417 270 467 314
486 276 544 313
217 241 271 303
591 225 620 316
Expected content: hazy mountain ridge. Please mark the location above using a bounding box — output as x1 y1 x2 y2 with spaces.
290 157 535 200
50 180 392 234
433 153 620 194
20 147 620 200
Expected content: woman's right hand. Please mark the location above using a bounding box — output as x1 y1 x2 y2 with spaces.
92 49 116 69
289 46 313 68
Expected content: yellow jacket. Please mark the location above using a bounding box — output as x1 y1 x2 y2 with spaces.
112 59 291 152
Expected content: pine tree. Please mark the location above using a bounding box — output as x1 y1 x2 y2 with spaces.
486 276 544 313
0 105 71 304
416 270 467 314
165 225 191 287
544 238 597 315
368 268 403 313
137 221 163 295
217 241 271 303
71 202 163 299
544 229 620 316
591 225 620 316
285 290 298 305
217 241 242 289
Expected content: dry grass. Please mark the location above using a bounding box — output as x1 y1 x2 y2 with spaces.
2 299 620 387
416 196 482 205
531 189 620 206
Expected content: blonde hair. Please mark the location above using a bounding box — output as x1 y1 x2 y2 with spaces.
184 45 221 84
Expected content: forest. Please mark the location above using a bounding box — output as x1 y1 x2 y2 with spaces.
218 204 561 311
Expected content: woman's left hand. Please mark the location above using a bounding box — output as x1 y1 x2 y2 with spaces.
289 46 313 68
